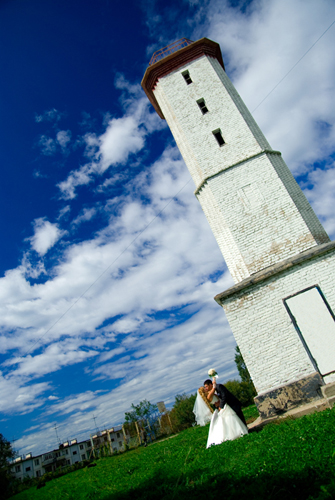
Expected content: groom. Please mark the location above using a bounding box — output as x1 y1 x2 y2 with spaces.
203 379 247 426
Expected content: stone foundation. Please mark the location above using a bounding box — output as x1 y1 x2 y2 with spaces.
254 372 324 419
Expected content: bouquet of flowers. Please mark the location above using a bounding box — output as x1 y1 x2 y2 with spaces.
208 368 218 382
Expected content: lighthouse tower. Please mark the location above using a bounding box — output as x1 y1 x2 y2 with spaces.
142 38 335 417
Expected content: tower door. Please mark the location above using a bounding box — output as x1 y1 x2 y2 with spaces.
284 286 335 376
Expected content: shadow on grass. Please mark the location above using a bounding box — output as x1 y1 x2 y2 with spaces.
101 465 335 500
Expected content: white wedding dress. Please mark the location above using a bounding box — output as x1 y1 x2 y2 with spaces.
193 392 248 448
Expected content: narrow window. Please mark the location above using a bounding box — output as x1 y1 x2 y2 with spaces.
212 129 225 146
197 98 209 115
182 70 192 85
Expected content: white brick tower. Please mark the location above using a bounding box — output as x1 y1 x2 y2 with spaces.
142 38 335 417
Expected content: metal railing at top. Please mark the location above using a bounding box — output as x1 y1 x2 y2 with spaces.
149 38 194 66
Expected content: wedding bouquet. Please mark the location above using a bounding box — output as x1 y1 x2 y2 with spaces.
208 368 218 380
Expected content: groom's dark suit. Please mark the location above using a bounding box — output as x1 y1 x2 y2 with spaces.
215 384 247 426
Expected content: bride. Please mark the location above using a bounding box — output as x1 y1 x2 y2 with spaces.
193 378 248 448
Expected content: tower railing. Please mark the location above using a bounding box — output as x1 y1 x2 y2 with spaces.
149 38 194 66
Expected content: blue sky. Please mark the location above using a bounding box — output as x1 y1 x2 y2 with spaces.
1 0 335 456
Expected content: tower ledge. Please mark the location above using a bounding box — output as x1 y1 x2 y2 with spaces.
141 37 225 119
215 240 335 305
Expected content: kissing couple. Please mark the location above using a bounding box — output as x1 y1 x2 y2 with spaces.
193 369 248 448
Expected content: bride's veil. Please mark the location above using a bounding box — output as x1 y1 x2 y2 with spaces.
193 388 213 426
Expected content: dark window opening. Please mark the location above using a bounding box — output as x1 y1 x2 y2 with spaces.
212 129 225 146
197 98 208 115
182 70 192 85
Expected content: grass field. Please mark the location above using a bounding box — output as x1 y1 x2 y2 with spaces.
10 406 335 500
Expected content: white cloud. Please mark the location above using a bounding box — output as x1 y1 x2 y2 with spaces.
3 342 99 379
57 78 162 199
33 170 48 179
29 218 66 256
35 109 63 123
0 371 50 414
38 135 56 156
71 207 97 228
56 130 71 151
303 162 335 238
57 205 71 220
98 115 145 172
37 129 72 157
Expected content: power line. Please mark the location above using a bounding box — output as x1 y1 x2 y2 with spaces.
252 18 335 113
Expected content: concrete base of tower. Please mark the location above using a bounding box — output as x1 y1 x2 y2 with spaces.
254 372 323 419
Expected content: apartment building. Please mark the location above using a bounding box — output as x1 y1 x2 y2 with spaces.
10 425 129 481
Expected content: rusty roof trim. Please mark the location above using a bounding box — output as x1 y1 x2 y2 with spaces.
141 38 225 119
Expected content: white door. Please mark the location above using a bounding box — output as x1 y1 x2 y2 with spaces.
285 287 335 376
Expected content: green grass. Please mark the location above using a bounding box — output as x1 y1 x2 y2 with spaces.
242 404 259 423
10 407 335 500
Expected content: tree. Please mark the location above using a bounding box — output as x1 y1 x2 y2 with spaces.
232 346 257 407
170 393 196 430
124 400 158 423
0 433 16 497
0 434 15 470
225 379 256 408
234 345 254 384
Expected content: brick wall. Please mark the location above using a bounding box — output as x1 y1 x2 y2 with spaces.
221 249 335 394
153 54 329 283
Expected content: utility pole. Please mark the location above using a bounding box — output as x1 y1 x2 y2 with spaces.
92 415 99 434
54 424 61 444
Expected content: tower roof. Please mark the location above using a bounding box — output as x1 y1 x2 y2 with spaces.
141 37 225 119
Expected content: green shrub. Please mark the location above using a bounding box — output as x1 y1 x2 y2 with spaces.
170 393 196 430
225 379 256 407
